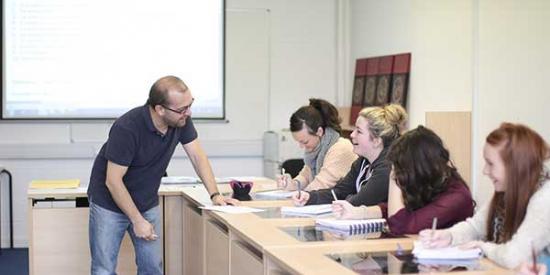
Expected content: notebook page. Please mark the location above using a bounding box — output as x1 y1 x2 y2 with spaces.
280 204 333 215
412 241 482 260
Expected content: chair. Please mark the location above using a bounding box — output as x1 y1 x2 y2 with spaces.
281 158 304 178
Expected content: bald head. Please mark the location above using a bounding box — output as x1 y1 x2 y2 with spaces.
146 76 189 108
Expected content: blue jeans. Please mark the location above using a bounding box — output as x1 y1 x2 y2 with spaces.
89 201 162 275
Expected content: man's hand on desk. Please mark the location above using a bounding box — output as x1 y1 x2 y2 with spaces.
211 194 241 206
132 218 158 241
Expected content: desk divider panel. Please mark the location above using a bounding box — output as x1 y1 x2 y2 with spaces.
425 111 472 185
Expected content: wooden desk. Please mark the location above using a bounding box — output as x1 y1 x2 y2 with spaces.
27 187 173 275
194 195 413 275
179 180 289 275
264 241 513 275
29 178 518 275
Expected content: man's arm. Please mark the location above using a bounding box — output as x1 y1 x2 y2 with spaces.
182 139 228 205
105 161 157 240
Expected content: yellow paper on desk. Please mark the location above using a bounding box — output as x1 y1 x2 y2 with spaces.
30 179 80 189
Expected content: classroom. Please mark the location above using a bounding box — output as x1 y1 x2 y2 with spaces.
1 0 549 274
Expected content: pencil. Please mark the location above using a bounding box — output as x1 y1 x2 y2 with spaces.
281 168 287 188
532 241 539 274
331 189 338 201
297 180 301 199
431 217 438 238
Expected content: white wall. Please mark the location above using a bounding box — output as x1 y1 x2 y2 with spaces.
349 0 550 205
349 0 473 129
474 0 550 203
0 0 340 247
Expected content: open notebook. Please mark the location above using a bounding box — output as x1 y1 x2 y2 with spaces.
315 218 386 234
30 179 80 189
254 190 294 199
280 204 333 216
412 241 482 260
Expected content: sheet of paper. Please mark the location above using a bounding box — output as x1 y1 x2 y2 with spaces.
280 204 332 216
412 241 482 260
161 176 199 184
30 179 80 189
254 190 294 199
199 205 265 214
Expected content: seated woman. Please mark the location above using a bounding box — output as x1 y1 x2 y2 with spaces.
332 126 475 235
419 123 550 269
292 104 408 206
278 98 357 191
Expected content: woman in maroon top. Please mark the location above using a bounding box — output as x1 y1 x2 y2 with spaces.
332 126 475 235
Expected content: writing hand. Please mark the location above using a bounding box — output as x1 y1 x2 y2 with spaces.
291 191 310 206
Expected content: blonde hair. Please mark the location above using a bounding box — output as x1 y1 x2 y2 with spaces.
358 104 408 146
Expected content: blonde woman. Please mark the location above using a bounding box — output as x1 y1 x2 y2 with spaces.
292 104 407 206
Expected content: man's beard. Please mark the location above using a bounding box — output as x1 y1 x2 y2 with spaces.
164 116 187 128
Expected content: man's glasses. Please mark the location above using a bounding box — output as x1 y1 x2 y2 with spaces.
162 98 194 115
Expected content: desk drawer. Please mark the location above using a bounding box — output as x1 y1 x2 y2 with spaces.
205 219 229 275
231 240 263 275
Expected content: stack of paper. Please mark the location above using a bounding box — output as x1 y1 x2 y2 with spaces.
199 205 265 214
315 218 386 233
412 241 482 260
161 176 240 185
280 204 332 216
30 179 80 189
254 190 294 199
161 176 199 184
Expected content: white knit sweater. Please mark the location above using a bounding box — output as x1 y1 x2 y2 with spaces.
446 179 550 269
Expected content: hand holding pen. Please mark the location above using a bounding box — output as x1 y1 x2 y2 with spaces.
418 217 452 248
276 168 291 189
291 190 310 206
331 199 357 219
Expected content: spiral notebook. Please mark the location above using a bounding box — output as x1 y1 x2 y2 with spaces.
315 218 386 234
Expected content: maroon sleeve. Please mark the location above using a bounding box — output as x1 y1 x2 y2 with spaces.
378 202 389 218
385 180 474 235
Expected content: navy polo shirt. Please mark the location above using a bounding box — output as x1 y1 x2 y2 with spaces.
88 105 197 213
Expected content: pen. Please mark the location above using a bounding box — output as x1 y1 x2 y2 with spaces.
297 179 301 199
331 189 338 201
396 243 403 256
532 241 539 274
431 217 438 238
281 168 287 188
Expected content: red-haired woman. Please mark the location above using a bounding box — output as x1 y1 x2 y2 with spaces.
419 123 550 269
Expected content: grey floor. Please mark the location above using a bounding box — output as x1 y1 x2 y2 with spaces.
0 248 28 275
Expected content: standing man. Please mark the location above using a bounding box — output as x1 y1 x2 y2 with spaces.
87 75 233 274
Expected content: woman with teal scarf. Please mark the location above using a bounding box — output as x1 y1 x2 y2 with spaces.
277 98 357 191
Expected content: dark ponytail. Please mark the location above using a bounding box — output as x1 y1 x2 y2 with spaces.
290 98 342 135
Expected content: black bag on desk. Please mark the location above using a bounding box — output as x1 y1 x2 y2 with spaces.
229 180 253 201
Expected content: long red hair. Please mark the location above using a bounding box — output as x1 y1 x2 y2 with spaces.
485 123 549 243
